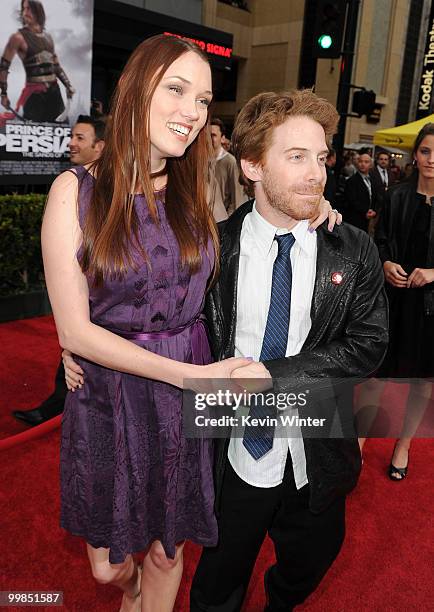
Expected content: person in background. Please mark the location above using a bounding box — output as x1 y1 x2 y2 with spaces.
208 174 228 223
68 115 106 166
389 157 403 182
221 134 232 152
371 151 394 192
324 147 337 207
211 117 245 214
367 151 394 232
358 123 434 480
404 161 414 179
12 114 106 427
340 151 357 178
370 150 393 199
342 149 379 234
91 98 104 118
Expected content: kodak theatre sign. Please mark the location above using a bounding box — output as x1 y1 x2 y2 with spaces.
417 7 434 119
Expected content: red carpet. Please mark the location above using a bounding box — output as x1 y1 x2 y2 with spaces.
1 316 433 611
0 315 61 439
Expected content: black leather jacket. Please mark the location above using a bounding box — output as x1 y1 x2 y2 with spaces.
205 201 388 514
375 179 434 315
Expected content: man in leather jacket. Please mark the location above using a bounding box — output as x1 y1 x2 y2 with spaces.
190 90 388 612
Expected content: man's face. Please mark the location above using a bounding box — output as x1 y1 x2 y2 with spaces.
210 124 223 153
22 0 36 27
257 116 328 221
377 154 389 169
356 154 372 175
69 123 102 165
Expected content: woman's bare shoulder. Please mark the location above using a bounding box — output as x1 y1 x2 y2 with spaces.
45 170 81 215
50 168 79 190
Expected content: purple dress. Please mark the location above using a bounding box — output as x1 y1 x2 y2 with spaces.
60 166 218 563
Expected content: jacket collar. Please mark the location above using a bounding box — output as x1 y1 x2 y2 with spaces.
218 201 253 357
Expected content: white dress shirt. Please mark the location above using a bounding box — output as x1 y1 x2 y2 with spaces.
216 146 228 161
228 202 317 489
378 165 388 187
359 172 372 200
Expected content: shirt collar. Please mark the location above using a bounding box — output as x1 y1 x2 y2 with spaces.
249 201 316 258
216 147 228 161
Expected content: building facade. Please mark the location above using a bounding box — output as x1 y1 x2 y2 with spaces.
201 0 431 146
107 0 434 146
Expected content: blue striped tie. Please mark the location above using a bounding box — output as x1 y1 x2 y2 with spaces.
242 233 295 460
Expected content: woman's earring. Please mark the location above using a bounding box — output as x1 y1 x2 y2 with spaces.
412 159 417 167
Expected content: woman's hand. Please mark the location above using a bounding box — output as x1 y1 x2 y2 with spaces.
383 261 408 288
187 357 255 394
406 267 434 288
231 361 273 393
309 197 342 232
200 357 255 379
62 349 84 392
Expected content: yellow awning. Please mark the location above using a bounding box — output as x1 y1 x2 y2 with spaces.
373 114 434 149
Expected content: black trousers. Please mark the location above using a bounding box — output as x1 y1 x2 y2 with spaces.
39 360 67 417
190 460 345 612
23 82 65 122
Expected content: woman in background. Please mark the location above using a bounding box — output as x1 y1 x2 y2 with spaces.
372 123 434 480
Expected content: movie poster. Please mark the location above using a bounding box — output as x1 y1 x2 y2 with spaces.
0 0 94 178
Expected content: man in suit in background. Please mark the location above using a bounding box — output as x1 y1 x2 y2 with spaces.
12 115 106 426
343 149 379 233
370 150 395 210
190 90 388 611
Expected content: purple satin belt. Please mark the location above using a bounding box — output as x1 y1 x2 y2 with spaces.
111 315 211 365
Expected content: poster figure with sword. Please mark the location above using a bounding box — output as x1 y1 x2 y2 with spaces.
0 0 75 123
0 0 93 177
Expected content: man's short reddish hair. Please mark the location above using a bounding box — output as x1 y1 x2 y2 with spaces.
232 89 339 190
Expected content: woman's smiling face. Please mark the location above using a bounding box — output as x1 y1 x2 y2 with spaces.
149 51 212 170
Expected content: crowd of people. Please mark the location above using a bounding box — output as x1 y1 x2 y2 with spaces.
325 147 407 228
8 31 433 612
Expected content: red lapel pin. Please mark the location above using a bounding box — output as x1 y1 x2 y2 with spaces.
331 272 343 285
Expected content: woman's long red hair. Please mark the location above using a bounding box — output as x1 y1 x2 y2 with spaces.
79 34 219 286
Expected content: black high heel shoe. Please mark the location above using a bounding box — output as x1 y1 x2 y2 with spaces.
388 443 409 481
